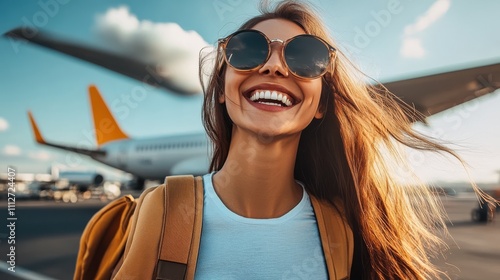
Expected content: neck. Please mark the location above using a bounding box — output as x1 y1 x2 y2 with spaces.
212 128 303 218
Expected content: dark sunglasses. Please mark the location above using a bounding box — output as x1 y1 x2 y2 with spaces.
218 29 336 79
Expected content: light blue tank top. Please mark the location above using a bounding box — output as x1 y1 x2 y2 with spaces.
194 172 328 279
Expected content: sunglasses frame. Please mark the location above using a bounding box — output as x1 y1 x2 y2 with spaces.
218 29 337 80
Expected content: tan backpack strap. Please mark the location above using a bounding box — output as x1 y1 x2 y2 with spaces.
113 186 165 279
185 176 203 279
156 175 203 280
310 196 353 280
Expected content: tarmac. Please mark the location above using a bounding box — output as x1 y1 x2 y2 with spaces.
0 193 498 280
432 194 499 279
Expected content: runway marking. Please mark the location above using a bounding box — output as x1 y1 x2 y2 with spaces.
0 262 57 280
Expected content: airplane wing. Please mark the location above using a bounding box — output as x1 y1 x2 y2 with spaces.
4 27 196 95
27 111 106 158
382 62 500 117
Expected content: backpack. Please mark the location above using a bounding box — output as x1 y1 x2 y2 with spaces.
74 175 353 280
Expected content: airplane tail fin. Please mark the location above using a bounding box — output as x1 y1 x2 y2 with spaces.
28 111 46 144
88 85 129 146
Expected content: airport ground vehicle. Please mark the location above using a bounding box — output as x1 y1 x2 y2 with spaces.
471 196 498 223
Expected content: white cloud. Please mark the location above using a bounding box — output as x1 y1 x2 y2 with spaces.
401 38 426 58
0 117 9 131
95 6 211 93
3 145 21 156
405 0 451 36
28 151 52 161
400 0 451 59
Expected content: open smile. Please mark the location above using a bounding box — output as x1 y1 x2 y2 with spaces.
249 90 293 107
243 84 300 111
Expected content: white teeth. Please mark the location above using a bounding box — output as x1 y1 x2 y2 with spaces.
249 90 293 107
260 102 281 107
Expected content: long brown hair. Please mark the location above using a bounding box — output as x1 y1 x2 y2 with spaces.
201 1 490 279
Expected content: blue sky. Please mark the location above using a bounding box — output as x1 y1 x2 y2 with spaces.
1 0 499 183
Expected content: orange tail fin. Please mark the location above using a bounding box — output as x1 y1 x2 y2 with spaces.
88 85 129 146
27 111 46 144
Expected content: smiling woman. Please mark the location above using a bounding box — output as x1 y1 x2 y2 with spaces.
199 1 485 280
109 1 494 280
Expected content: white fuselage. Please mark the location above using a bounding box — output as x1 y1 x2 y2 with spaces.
91 132 211 180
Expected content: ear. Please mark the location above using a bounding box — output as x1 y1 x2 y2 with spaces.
218 93 225 104
314 104 325 119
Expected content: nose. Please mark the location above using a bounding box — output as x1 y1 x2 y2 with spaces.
258 44 288 78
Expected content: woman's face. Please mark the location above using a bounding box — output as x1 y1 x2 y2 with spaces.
223 18 324 140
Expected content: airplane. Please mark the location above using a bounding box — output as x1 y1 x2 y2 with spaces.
5 27 500 117
28 85 210 189
0 165 104 201
4 27 203 95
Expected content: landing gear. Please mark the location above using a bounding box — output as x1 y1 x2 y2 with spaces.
131 177 145 190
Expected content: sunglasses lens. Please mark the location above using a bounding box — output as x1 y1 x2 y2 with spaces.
225 31 268 70
285 35 330 78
